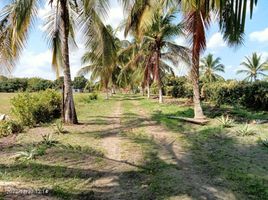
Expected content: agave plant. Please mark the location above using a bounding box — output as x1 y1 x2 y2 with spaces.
236 125 256 136
13 148 38 161
217 115 234 128
53 120 67 134
261 139 268 148
41 133 58 146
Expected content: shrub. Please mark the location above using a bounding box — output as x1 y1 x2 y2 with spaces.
81 93 98 103
0 120 24 137
11 89 61 126
204 81 268 110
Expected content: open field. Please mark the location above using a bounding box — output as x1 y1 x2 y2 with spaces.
0 93 17 116
0 93 268 200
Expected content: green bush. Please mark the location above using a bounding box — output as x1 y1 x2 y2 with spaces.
80 93 98 103
204 81 268 110
0 120 24 137
11 89 61 126
162 76 193 99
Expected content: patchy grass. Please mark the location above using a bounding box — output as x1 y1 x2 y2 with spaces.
0 93 17 116
0 93 267 199
138 97 268 200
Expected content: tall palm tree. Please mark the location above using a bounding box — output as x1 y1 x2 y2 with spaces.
142 9 189 103
123 8 189 103
237 53 268 82
78 25 121 99
0 0 109 124
200 54 225 82
122 0 258 119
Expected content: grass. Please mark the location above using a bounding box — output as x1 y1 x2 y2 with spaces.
0 93 17 116
0 93 267 199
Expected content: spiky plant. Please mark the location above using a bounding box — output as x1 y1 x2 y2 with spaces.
236 125 256 136
217 115 234 128
13 148 38 161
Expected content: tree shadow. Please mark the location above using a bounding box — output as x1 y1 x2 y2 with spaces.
149 108 268 199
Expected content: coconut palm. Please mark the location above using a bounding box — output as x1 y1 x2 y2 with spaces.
237 53 268 82
122 0 258 119
0 0 110 124
200 54 225 82
122 8 189 103
142 9 189 103
78 25 123 99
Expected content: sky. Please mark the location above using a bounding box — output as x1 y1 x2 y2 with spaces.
0 0 268 80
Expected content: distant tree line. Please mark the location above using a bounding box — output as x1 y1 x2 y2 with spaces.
0 76 89 93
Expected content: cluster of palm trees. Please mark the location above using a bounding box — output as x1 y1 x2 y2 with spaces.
201 52 268 83
0 0 258 123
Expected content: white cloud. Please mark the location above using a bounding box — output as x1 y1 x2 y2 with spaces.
13 42 86 80
250 28 268 42
207 32 226 50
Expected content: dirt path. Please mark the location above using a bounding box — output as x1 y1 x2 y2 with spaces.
131 100 237 200
101 101 122 161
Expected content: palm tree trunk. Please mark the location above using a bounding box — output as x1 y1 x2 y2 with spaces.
156 50 163 104
147 82 150 99
60 0 78 124
105 87 109 100
191 59 206 119
141 85 145 96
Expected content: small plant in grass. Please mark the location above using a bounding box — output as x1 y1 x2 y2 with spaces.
261 139 268 148
13 147 39 161
236 125 256 136
81 93 98 103
52 120 67 134
41 133 58 146
217 115 234 128
0 120 23 137
59 144 104 157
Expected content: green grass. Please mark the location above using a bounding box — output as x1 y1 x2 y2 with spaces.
0 93 267 199
0 93 17 115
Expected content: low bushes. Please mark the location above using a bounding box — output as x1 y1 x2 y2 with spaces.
203 81 268 110
11 89 61 126
80 93 98 103
0 120 24 137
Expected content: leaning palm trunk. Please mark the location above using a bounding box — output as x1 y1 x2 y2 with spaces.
60 0 78 124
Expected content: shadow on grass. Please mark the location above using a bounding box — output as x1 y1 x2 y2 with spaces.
149 108 268 199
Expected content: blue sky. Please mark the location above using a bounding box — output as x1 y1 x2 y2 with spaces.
0 0 268 80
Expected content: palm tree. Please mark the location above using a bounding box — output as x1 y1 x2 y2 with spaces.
78 25 121 99
0 0 110 124
123 8 189 103
122 0 258 119
237 53 268 82
200 54 225 82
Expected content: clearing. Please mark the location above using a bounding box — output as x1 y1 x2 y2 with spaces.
0 93 267 200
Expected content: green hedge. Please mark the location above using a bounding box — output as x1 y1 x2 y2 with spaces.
203 81 268 110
